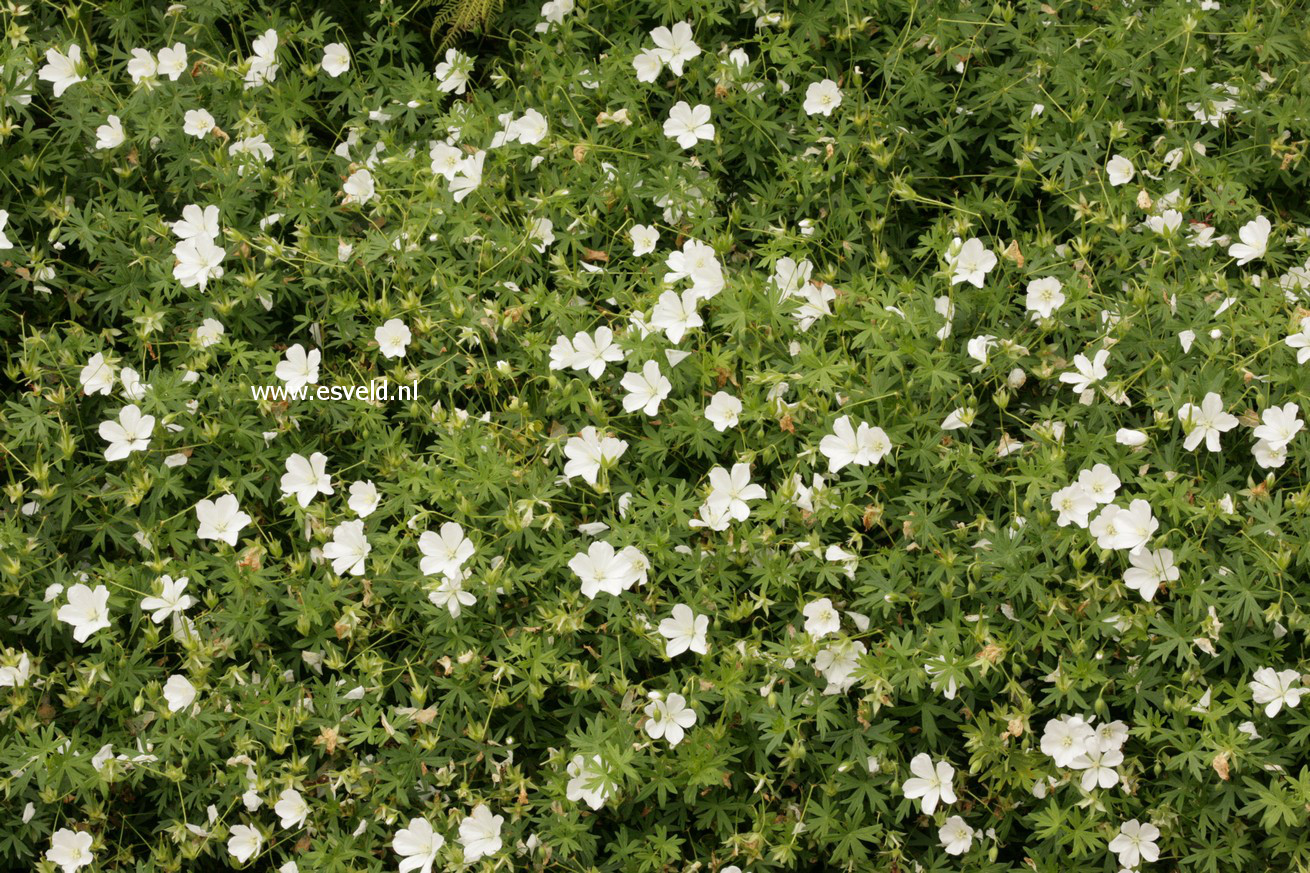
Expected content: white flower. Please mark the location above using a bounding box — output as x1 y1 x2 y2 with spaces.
939 815 975 856
793 282 837 331
0 209 12 250
552 327 624 378
0 652 32 688
1250 667 1305 717
323 520 371 576
157 42 188 80
141 575 193 624
376 318 412 358
632 48 664 82
814 639 865 694
458 804 503 863
275 344 321 394
99 404 154 461
663 101 714 149
321 43 350 77
803 597 841 639
57 584 111 643
127 48 158 83
227 824 263 863
706 463 766 520
80 353 115 395
1102 499 1157 553
1077 464 1121 504
803 78 842 116
941 407 975 431
948 237 997 287
657 604 709 657
450 150 485 202
38 45 84 97
172 204 221 242
1108 820 1160 869
343 168 376 204
1146 209 1183 235
1284 315 1310 364
569 540 644 599
1025 276 1065 319
429 573 476 617
46 828 95 873
244 29 280 88
280 452 333 507
429 142 464 179
528 217 554 252
195 494 252 547
172 237 226 290
1228 215 1270 265
819 415 892 472
434 48 473 94
393 817 443 873
563 427 627 485
1253 402 1303 451
1253 438 1288 469
566 755 611 809
630 223 659 256
163 674 196 712
704 392 742 431
1106 154 1135 186
511 108 549 145
1070 743 1123 790
650 289 704 343
650 22 700 76
348 480 380 517
1116 428 1149 447
95 115 125 150
1123 548 1178 601
643 692 696 746
119 367 149 402
1178 392 1238 451
1058 348 1109 397
1040 715 1095 767
418 522 475 578
621 360 672 415
275 789 309 830
229 134 274 169
901 753 957 815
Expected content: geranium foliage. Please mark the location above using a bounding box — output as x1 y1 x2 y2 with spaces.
2 0 1310 871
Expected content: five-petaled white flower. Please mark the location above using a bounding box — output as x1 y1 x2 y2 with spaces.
803 78 842 116
46 828 95 873
195 494 252 547
227 824 263 863
1025 276 1065 319
418 522 475 578
1250 667 1305 717
323 519 371 576
569 540 645 599
1108 819 1160 869
621 360 672 415
1178 392 1238 452
275 789 309 830
1106 154 1135 187
1122 547 1178 601
649 22 700 76
393 817 443 873
99 404 155 461
630 224 659 256
1252 402 1303 451
95 115 126 150
1228 215 1270 265
939 815 975 856
275 344 321 395
658 603 709 657
280 452 333 507
57 584 112 643
704 391 742 431
819 415 892 472
141 575 194 624
803 597 841 639
163 674 197 712
348 480 380 517
38 45 85 97
376 318 412 358
321 43 351 77
901 753 957 815
663 101 714 149
566 754 611 809
458 804 503 863
643 692 697 746
948 237 997 287
563 427 628 485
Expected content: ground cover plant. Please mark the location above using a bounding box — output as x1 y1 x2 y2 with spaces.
2 0 1310 870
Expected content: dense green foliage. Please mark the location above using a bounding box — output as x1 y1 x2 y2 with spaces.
2 0 1310 871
